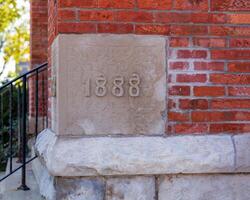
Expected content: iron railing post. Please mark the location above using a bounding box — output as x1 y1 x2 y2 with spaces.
9 84 13 173
0 94 2 155
42 73 45 129
0 93 3 130
18 76 29 191
35 70 39 137
17 84 22 163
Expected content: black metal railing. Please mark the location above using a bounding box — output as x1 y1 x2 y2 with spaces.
0 62 48 190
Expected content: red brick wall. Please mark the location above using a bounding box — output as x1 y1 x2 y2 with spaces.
31 0 48 66
30 0 48 119
47 0 250 134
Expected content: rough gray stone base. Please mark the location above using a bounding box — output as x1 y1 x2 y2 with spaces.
32 158 106 200
37 176 156 200
32 173 250 200
55 178 105 200
106 177 155 200
158 174 250 200
31 157 250 200
32 152 55 200
33 130 250 200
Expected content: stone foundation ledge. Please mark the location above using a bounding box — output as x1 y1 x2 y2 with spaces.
35 129 250 177
32 156 250 200
32 166 250 200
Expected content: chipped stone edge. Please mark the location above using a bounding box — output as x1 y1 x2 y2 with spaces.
32 138 56 200
32 156 56 200
35 129 250 177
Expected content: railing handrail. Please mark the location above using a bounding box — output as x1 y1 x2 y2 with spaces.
0 62 48 92
0 62 48 190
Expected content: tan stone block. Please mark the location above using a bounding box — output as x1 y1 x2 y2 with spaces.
52 34 166 135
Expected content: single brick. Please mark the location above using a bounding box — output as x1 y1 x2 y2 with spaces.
211 50 250 60
177 50 207 59
174 124 208 134
177 74 207 83
210 26 250 37
135 24 170 35
174 0 208 11
168 112 190 122
211 0 250 11
229 87 250 97
193 38 226 48
194 86 225 97
230 38 250 48
179 99 209 110
210 124 250 134
97 23 133 33
58 0 97 8
169 62 189 70
169 86 190 96
98 0 135 8
211 99 250 109
228 14 250 24
168 99 176 109
137 0 172 10
58 10 76 21
116 11 154 23
58 22 96 33
210 74 250 84
194 62 225 71
228 63 250 72
192 111 250 122
79 10 114 21
170 25 208 36
170 37 189 47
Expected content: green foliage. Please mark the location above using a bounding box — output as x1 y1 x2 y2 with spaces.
0 85 20 171
0 144 8 171
0 120 19 171
3 25 30 65
0 0 30 77
0 0 20 32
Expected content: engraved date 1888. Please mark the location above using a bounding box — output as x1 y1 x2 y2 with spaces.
83 73 141 97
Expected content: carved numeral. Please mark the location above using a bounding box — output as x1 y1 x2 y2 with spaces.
95 75 107 97
83 78 91 97
129 73 140 97
112 76 124 97
84 74 141 97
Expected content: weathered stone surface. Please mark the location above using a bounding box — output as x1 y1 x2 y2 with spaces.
52 34 166 136
36 129 235 177
159 174 250 200
106 177 155 200
234 134 250 172
51 36 59 133
55 178 105 200
32 154 56 200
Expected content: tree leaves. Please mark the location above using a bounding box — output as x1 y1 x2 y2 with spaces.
0 0 29 78
0 0 20 32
